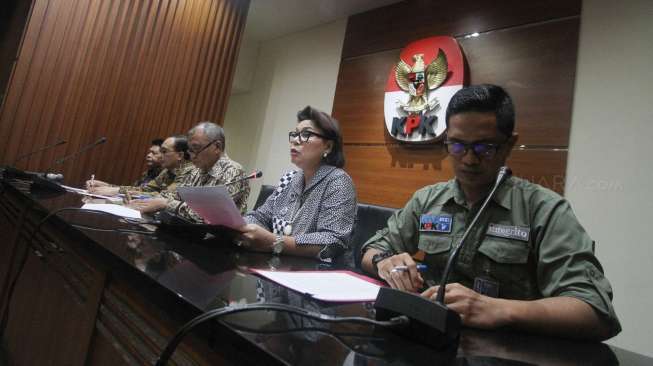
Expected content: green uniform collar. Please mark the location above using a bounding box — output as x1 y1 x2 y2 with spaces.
444 177 513 211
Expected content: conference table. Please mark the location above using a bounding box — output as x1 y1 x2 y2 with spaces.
0 178 650 365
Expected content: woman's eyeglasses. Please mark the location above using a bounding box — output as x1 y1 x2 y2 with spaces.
288 130 329 144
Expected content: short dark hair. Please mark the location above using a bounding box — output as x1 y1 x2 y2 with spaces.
297 106 345 168
445 84 515 137
171 134 190 160
151 138 164 147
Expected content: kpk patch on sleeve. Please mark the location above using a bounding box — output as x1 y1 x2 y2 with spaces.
419 214 452 233
486 223 530 242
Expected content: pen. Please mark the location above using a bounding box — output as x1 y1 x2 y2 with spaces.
90 174 95 188
391 264 428 273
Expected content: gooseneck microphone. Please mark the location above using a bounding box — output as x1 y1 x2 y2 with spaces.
434 165 512 304
53 137 107 165
224 170 263 186
374 166 512 350
12 139 67 166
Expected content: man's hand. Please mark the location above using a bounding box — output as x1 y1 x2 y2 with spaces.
421 282 509 329
238 224 275 252
88 186 120 196
128 198 167 213
86 179 110 190
377 253 424 293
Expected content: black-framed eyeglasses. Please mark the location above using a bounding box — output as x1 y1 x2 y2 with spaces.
288 130 329 144
188 139 217 155
444 140 505 159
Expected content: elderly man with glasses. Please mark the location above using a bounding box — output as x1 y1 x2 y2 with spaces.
360 84 621 341
130 122 249 221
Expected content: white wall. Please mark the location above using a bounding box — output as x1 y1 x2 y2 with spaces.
567 0 653 356
224 19 347 209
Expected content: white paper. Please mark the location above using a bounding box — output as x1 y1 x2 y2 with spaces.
81 203 142 219
252 270 382 302
61 184 122 201
177 185 246 229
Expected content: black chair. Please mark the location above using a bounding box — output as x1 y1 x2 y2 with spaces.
253 184 275 210
350 203 396 268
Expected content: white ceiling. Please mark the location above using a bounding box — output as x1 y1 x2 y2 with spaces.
243 0 402 41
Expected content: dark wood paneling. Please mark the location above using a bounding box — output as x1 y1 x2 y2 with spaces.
461 18 579 146
0 0 249 187
342 0 580 58
333 18 579 146
345 145 566 208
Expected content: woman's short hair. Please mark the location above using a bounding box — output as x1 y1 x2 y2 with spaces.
296 106 345 168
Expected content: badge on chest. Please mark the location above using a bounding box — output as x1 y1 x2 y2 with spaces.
419 214 452 233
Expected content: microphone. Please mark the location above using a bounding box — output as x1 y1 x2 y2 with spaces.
53 137 107 165
374 166 513 349
434 165 512 303
224 170 262 186
12 139 67 165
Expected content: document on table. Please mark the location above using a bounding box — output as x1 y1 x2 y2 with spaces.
251 269 384 302
60 184 122 202
81 203 142 219
177 185 246 229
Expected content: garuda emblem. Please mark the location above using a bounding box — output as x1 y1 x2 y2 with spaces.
395 50 448 114
383 36 465 143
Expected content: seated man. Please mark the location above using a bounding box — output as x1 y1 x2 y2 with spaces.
135 122 249 221
88 135 194 197
134 138 164 187
361 84 621 340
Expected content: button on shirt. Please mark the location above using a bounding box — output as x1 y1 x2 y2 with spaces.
245 165 357 262
362 176 621 337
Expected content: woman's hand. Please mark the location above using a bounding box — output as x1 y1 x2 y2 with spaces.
238 224 276 252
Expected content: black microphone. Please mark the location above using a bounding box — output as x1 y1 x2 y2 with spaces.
374 166 513 349
53 137 107 165
224 170 262 186
12 139 67 165
434 165 512 303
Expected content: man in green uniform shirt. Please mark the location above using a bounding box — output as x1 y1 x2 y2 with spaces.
361 84 621 340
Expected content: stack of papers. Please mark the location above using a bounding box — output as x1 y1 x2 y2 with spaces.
251 269 384 302
81 203 142 219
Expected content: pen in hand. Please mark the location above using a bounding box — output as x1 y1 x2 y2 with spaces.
390 264 428 273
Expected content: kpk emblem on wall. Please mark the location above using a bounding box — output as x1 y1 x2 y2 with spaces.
384 36 465 143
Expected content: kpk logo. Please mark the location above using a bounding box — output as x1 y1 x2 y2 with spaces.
384 36 465 143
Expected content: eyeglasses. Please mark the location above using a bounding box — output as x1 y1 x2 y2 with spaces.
188 139 217 156
444 140 505 159
288 130 329 144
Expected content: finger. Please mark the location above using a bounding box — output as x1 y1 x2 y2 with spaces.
390 271 413 292
421 286 438 298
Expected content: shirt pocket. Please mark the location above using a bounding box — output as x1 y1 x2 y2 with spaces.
418 234 453 255
477 237 529 264
477 237 534 299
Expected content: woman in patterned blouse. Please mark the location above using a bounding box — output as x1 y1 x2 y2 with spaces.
240 106 357 262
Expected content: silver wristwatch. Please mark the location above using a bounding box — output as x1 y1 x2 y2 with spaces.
272 234 285 255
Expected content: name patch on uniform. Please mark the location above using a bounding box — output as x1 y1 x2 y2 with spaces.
486 223 530 242
419 214 452 233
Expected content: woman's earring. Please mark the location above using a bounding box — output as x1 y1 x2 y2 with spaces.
323 151 329 158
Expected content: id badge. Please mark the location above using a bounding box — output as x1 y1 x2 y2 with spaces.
419 214 452 233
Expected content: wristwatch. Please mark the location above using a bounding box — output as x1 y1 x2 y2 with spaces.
371 251 395 273
272 234 285 255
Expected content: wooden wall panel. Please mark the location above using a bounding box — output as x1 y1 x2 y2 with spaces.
342 0 580 59
335 0 580 207
0 0 249 186
345 145 567 208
